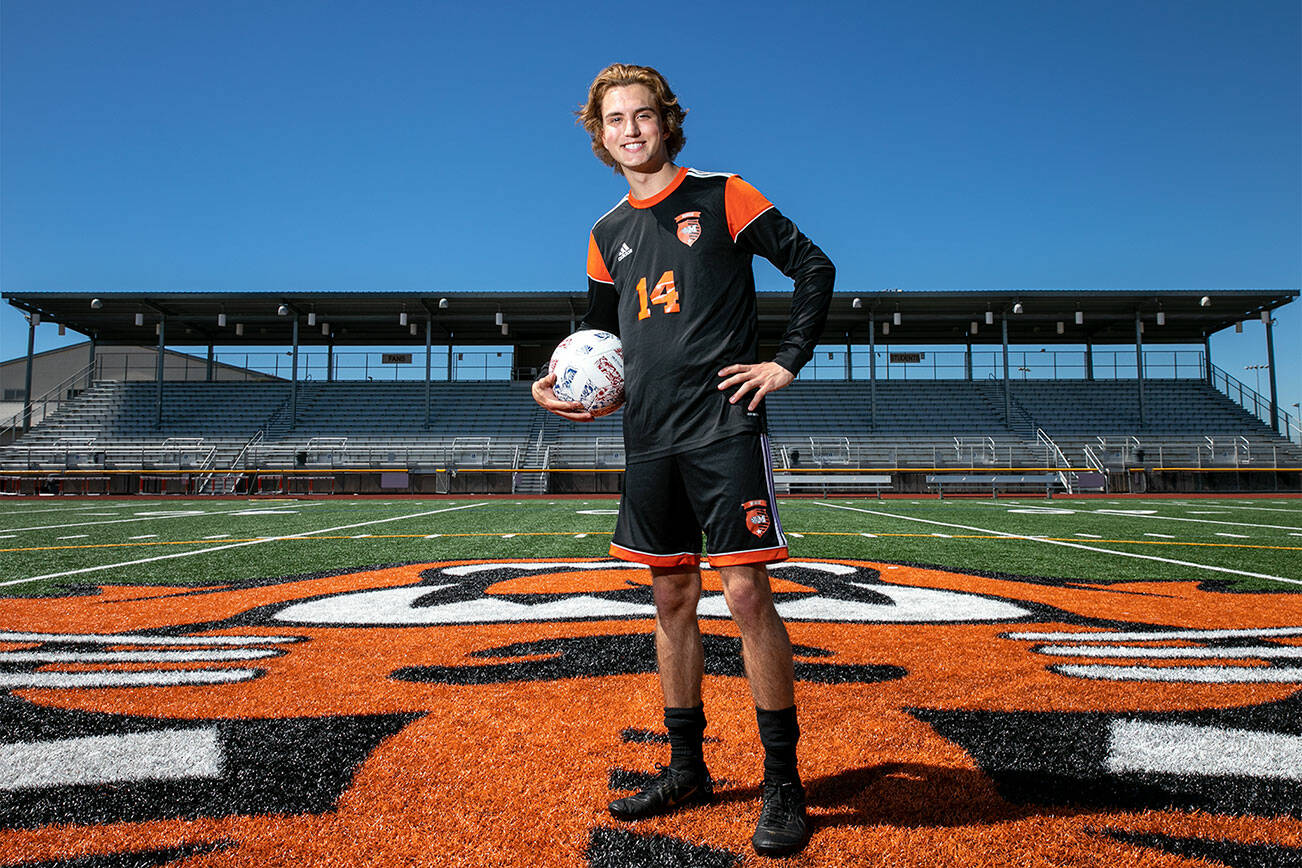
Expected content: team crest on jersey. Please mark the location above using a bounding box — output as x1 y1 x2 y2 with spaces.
675 211 702 246
743 499 771 537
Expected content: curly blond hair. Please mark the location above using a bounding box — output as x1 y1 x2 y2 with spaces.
577 63 688 171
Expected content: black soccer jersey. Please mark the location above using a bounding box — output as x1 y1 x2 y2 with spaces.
583 167 835 462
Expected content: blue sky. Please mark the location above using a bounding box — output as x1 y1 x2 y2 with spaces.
2 1 1299 418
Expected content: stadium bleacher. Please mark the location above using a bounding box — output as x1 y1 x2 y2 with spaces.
4 377 1299 493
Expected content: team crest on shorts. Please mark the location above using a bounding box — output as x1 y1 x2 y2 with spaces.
675 211 702 246
742 499 771 537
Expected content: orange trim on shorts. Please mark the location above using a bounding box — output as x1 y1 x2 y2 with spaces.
609 542 700 567
707 546 789 567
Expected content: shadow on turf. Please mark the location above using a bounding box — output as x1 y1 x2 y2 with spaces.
726 762 1079 828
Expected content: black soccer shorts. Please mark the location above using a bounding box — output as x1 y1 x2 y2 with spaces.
609 433 788 568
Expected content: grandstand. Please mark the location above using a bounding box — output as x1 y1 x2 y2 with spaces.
2 288 1298 495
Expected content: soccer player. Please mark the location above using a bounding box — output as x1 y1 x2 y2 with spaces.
533 63 834 858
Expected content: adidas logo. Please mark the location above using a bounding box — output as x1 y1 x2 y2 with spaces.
617 243 633 262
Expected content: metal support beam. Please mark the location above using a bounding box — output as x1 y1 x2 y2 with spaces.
964 341 972 381
1085 342 1094 381
425 317 433 429
867 313 876 430
1135 311 1145 429
290 315 300 429
327 340 334 382
1203 333 1213 386
206 344 215 382
155 314 166 428
22 316 35 431
1265 312 1279 434
1001 314 1010 425
87 335 97 389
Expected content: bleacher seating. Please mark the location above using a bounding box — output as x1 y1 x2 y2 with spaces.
3 377 1298 474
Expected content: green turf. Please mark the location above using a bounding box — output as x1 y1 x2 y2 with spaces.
1 495 1299 597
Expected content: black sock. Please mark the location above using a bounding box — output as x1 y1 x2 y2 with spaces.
756 704 800 785
664 704 707 771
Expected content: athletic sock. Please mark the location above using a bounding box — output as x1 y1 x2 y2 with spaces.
664 704 707 772
756 704 801 785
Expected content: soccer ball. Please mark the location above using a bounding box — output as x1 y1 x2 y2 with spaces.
548 330 624 417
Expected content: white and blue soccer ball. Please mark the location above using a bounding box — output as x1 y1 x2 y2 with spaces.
548 329 624 417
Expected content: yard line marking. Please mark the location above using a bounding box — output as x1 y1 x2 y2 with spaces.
861 533 878 538
57 534 89 540
0 535 15 540
812 502 1302 587
0 502 490 587
129 534 158 540
1144 533 1175 539
971 502 1301 532
0 501 332 534
1075 533 1102 538
1216 532 1250 539
203 534 231 539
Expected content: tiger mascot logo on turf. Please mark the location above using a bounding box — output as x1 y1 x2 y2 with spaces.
1 558 1300 866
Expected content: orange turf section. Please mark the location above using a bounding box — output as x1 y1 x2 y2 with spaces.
1 559 1299 866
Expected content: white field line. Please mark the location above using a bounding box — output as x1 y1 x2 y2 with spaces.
812 502 1302 588
0 501 332 534
970 501 1301 533
1179 504 1302 515
0 502 490 588
0 504 131 517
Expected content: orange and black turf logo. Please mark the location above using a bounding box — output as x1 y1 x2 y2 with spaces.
1 558 1300 866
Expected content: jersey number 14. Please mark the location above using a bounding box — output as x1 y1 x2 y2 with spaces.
636 271 679 320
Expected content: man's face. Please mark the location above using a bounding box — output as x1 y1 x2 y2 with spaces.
600 84 668 174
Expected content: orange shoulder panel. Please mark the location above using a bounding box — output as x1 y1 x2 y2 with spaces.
587 232 613 283
725 175 774 241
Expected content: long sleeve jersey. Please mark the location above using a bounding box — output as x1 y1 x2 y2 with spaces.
583 166 835 462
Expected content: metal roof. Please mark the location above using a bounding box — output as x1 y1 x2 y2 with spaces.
4 288 1296 348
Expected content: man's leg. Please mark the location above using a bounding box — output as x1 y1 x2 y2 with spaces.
650 565 704 708
719 563 808 858
608 565 713 819
716 563 794 710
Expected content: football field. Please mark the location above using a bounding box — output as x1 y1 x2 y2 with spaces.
1 495 1300 866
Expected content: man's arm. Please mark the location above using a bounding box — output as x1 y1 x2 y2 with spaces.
718 190 836 409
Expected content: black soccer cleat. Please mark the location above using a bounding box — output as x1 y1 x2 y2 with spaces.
751 777 810 858
608 763 713 820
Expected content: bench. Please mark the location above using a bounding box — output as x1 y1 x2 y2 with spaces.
926 473 1061 499
772 473 892 497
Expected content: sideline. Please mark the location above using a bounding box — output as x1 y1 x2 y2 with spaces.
812 502 1302 588
0 502 490 588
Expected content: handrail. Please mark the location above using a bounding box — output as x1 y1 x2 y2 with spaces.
1082 444 1105 474
1036 428 1074 493
0 361 99 442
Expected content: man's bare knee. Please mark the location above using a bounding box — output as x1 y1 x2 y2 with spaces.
652 568 701 621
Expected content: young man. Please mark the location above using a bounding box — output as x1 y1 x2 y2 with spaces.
533 63 834 858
